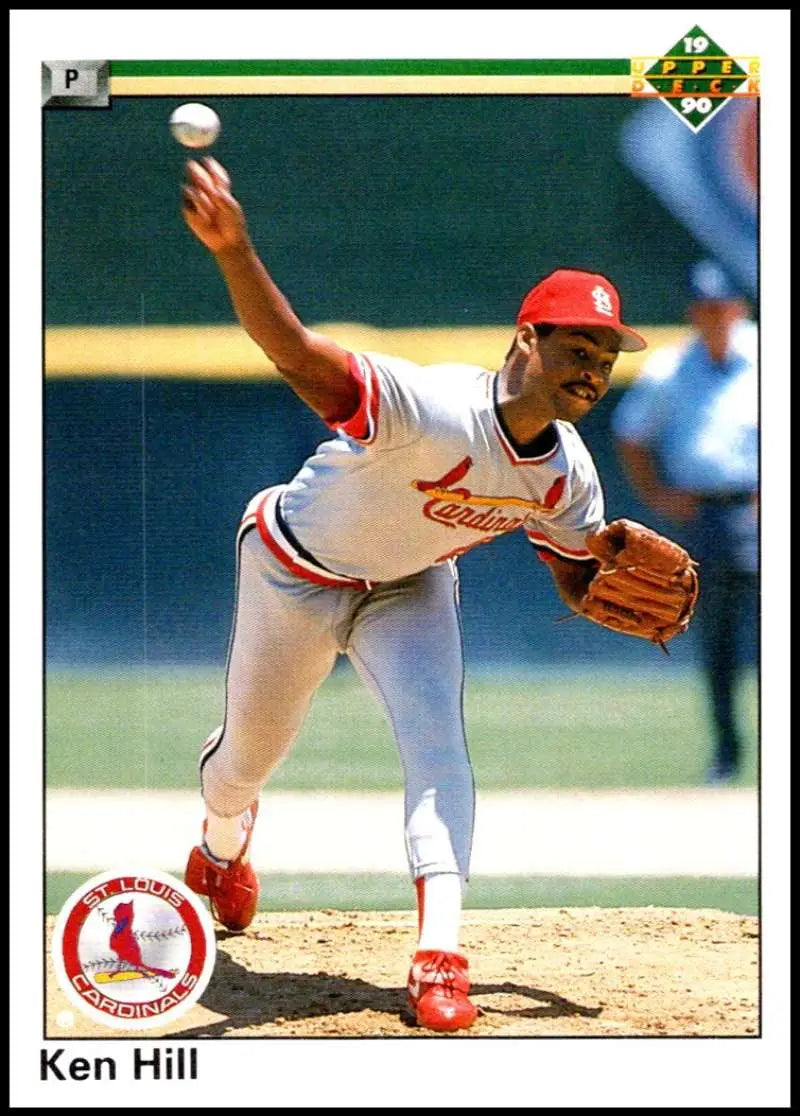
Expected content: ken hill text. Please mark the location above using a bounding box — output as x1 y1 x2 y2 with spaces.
41 1047 198 1081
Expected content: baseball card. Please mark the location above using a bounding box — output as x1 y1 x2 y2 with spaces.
11 10 789 1107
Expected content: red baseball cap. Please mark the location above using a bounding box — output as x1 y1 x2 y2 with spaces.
516 269 647 352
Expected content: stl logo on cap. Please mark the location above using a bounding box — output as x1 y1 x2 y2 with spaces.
516 269 647 352
591 285 614 317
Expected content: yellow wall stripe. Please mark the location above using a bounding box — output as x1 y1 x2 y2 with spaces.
45 323 690 384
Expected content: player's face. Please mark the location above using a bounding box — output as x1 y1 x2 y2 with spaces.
529 326 620 423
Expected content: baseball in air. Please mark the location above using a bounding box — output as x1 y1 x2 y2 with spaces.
169 103 221 149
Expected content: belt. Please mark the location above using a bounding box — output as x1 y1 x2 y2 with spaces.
696 491 756 508
250 487 380 592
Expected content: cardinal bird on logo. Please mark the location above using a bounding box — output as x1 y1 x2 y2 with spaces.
94 900 177 983
543 475 566 509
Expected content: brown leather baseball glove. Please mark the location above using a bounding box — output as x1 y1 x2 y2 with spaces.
579 519 699 650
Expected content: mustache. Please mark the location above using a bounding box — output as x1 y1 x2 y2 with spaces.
561 380 598 401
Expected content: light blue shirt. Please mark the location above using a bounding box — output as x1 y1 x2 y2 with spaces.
611 321 758 494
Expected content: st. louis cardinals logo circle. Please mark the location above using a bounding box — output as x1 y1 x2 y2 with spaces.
52 869 216 1030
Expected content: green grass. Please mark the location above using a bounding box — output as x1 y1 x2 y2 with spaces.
45 664 758 791
45 872 758 918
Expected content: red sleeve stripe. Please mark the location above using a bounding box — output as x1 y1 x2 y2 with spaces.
326 353 380 444
525 529 594 561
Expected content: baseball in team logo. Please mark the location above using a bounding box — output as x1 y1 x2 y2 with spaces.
631 25 760 132
52 869 216 1030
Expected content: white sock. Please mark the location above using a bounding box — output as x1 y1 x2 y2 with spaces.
205 808 248 862
416 872 464 953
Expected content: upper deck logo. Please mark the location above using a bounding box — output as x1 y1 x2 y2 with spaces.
632 25 759 132
51 869 216 1031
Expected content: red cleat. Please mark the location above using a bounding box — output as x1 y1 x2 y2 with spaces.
185 802 260 932
407 949 477 1032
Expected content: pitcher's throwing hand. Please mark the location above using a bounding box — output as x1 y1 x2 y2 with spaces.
180 157 694 1033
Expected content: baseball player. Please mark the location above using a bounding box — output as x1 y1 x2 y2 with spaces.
181 156 698 1032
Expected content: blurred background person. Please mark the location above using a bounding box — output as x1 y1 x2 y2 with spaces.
611 259 758 785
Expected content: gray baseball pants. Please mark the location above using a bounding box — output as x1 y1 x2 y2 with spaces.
200 525 475 878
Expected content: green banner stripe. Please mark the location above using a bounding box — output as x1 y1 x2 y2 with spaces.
110 58 628 78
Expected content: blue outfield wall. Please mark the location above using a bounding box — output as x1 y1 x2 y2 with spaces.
45 95 704 330
45 377 756 670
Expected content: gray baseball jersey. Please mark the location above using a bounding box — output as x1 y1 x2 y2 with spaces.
242 351 606 584
203 351 606 882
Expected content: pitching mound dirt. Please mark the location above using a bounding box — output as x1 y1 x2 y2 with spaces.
46 907 759 1039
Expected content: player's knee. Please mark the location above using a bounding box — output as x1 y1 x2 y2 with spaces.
205 726 290 788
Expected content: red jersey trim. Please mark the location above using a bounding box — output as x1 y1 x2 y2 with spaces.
525 528 594 561
489 379 561 466
325 353 380 444
252 488 377 591
236 512 258 547
493 414 562 466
